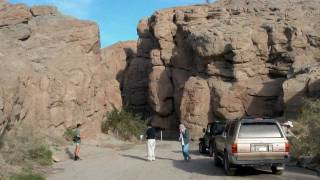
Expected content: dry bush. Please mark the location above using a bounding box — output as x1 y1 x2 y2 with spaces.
0 124 51 179
10 171 45 180
102 109 147 140
290 99 320 158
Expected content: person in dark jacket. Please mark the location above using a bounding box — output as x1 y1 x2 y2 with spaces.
179 124 191 161
146 124 156 161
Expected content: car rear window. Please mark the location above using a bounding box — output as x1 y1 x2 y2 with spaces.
238 122 283 138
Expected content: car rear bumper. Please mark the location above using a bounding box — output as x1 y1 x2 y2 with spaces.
230 153 288 166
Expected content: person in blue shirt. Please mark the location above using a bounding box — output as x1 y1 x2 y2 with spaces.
179 124 191 161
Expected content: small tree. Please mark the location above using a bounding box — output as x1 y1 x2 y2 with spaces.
101 109 147 140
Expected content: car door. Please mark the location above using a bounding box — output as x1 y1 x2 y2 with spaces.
216 122 230 153
226 121 237 156
204 124 212 147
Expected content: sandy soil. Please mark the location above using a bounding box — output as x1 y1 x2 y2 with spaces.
47 140 319 180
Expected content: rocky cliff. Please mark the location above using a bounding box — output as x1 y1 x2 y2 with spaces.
0 0 118 138
136 0 320 137
101 41 152 116
0 0 319 139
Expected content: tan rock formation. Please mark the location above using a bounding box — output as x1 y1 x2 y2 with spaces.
148 66 173 116
1 0 320 140
283 66 320 116
180 77 213 137
136 0 320 138
122 57 152 114
0 2 108 138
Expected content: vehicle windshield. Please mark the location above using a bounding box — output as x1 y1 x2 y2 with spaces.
238 122 283 138
212 124 225 135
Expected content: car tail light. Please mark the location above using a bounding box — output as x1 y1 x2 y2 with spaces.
285 143 290 152
232 144 237 154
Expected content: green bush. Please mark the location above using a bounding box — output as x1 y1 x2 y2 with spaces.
102 109 147 140
291 99 320 157
28 145 52 166
10 172 45 180
63 128 74 141
0 125 52 166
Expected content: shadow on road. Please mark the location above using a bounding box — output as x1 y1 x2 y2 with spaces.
172 158 225 176
172 149 207 156
236 167 273 176
122 154 147 161
65 147 74 160
172 159 277 177
121 154 176 161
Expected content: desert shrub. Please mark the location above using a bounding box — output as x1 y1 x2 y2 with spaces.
28 145 52 166
102 109 147 140
63 128 74 141
290 99 320 158
10 172 45 180
0 124 52 166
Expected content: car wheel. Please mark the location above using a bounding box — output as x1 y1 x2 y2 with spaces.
213 147 221 166
271 165 283 175
209 144 214 157
224 152 236 176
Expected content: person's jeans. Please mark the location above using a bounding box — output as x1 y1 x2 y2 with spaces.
181 143 190 160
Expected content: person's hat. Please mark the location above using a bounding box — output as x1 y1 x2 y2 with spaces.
283 121 293 128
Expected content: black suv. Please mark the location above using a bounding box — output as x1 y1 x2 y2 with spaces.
199 121 226 156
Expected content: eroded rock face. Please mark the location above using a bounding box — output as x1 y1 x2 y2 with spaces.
180 77 213 137
100 41 153 116
122 57 152 114
136 0 320 138
0 2 108 138
283 66 320 117
100 41 137 113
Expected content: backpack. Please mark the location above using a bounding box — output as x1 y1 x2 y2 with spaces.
72 129 81 142
73 136 80 142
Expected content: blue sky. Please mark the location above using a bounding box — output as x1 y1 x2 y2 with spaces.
10 0 206 47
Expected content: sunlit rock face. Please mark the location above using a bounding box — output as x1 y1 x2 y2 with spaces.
136 0 320 138
0 1 109 138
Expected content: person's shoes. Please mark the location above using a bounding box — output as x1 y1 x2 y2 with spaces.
74 156 80 161
185 156 191 162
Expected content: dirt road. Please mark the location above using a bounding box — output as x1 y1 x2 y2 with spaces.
47 141 319 180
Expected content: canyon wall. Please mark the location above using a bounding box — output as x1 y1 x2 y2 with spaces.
136 0 320 137
0 0 319 139
0 1 119 138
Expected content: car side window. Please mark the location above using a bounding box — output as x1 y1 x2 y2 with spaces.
210 125 215 134
228 122 236 137
206 124 211 133
223 123 231 137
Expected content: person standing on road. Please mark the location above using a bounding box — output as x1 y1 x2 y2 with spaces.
146 123 156 161
179 124 191 161
73 123 84 161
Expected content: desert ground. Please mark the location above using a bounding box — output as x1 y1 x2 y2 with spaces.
47 140 319 180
